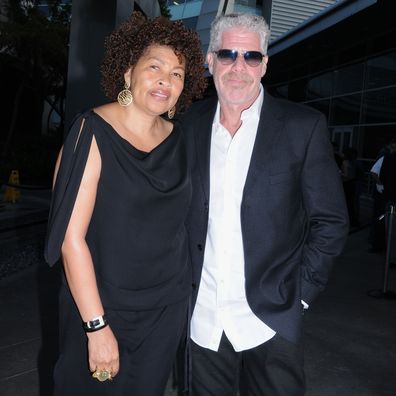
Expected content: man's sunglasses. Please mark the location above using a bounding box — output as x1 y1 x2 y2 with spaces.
214 49 265 67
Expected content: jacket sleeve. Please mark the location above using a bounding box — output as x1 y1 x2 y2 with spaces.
44 113 94 266
300 114 349 304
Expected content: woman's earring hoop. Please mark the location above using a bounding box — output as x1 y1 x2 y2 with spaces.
117 82 133 107
168 106 176 119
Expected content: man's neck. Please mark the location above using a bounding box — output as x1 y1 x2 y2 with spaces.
219 93 260 137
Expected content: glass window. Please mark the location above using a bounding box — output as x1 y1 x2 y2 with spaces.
330 126 358 153
366 51 396 90
234 0 263 15
287 79 308 102
329 94 362 126
330 128 342 146
306 99 330 120
361 86 396 124
333 63 364 96
180 16 198 29
168 0 203 20
305 72 333 101
360 124 396 159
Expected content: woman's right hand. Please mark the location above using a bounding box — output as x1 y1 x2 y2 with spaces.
87 325 119 378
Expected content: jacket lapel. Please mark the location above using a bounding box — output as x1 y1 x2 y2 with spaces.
194 98 217 201
243 93 284 195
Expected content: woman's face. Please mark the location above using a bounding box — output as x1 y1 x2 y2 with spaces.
125 45 186 116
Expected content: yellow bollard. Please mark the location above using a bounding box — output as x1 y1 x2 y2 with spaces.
4 170 21 203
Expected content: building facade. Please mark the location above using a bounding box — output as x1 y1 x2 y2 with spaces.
266 0 396 160
168 0 394 161
269 0 338 40
166 0 336 52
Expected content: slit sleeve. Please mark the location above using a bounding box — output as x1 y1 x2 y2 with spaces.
44 113 94 266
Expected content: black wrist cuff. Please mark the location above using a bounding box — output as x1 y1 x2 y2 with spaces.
82 315 108 332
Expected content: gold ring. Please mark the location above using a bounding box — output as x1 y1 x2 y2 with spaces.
92 369 112 382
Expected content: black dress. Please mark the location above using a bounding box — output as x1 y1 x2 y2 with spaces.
45 111 192 395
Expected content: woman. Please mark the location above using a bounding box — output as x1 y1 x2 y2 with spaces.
44 12 206 395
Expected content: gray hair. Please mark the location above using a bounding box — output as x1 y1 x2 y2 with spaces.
208 13 270 55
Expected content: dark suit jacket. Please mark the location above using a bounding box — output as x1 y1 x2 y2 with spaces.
182 92 349 343
380 152 396 202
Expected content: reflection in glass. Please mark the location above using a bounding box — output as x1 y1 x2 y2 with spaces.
305 72 333 101
234 0 263 15
168 0 203 20
329 94 362 126
180 16 198 29
361 86 396 124
334 63 364 96
330 126 358 153
366 51 396 90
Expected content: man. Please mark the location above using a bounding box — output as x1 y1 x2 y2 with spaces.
369 138 396 252
369 154 386 251
379 138 396 265
379 138 396 204
183 13 349 395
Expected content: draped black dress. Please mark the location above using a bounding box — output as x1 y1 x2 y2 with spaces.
45 111 192 395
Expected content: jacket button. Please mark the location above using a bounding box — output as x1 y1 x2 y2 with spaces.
204 202 209 212
197 244 203 251
192 283 197 290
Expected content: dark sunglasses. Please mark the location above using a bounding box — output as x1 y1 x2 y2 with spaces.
214 49 265 67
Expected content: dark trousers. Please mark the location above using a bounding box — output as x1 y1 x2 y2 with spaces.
191 332 305 396
369 190 386 250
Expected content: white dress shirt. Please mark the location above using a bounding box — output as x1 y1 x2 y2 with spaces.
191 87 276 352
371 156 384 193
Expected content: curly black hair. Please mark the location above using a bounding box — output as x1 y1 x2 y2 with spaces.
101 11 207 112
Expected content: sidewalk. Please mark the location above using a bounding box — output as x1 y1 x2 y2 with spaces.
304 228 396 395
1 190 396 395
0 186 50 279
0 186 51 229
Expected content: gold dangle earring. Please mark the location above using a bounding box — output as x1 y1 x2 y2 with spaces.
117 81 133 106
168 105 176 119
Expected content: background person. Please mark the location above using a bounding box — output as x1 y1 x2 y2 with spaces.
182 13 348 395
380 138 396 265
380 138 396 204
44 12 206 396
369 154 386 252
368 138 396 253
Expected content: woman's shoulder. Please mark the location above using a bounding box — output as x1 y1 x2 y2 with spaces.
93 102 116 116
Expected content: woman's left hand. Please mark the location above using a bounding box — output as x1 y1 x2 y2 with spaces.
87 325 119 378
